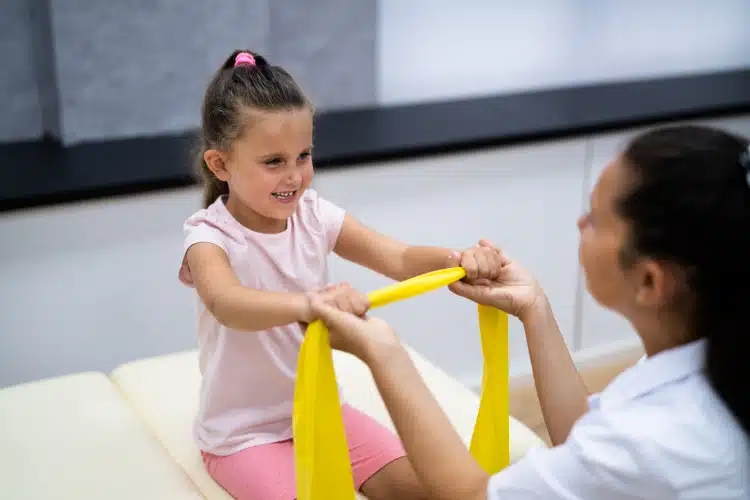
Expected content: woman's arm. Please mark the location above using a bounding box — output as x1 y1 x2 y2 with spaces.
366 342 490 500
449 241 590 445
186 243 310 331
333 213 454 282
310 291 491 500
521 296 590 445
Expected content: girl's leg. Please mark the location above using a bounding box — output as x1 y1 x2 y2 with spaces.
203 406 427 500
342 404 428 500
202 440 296 500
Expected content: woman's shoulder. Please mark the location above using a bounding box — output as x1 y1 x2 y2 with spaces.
570 376 749 492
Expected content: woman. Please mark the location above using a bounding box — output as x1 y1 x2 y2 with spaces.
309 125 750 499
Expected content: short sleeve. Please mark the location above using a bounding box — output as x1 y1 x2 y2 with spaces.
178 211 229 287
306 190 346 253
486 410 671 499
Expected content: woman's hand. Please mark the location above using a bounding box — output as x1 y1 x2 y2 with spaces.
449 239 543 322
307 288 399 363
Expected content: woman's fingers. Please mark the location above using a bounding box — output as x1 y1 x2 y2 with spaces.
448 280 487 304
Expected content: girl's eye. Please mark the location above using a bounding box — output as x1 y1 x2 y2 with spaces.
298 151 311 161
265 158 283 167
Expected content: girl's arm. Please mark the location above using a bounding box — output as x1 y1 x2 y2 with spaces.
186 243 310 331
333 213 455 282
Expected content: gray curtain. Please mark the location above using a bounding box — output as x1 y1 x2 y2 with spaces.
0 0 376 145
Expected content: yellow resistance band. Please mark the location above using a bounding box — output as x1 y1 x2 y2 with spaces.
293 267 509 500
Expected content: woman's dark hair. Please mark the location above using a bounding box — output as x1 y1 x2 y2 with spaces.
195 50 311 208
618 124 750 432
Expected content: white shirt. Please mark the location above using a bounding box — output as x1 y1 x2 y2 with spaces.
488 339 750 499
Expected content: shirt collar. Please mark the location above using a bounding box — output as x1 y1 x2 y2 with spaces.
595 338 707 407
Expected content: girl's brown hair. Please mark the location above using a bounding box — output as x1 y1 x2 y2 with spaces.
195 50 311 208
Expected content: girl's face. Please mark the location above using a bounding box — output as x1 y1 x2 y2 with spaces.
209 107 314 233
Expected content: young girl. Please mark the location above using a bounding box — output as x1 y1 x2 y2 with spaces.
178 50 459 500
309 124 750 499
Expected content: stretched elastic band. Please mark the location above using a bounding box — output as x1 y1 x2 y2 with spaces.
234 52 256 67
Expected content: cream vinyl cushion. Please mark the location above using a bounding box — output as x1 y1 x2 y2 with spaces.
111 347 545 499
0 371 203 499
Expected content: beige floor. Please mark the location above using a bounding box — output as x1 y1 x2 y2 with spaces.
509 349 644 445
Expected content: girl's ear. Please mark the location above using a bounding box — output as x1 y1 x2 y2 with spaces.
204 149 230 182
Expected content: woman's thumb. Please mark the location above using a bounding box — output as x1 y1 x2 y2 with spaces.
448 280 484 303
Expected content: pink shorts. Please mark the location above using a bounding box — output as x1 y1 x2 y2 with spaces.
201 404 406 500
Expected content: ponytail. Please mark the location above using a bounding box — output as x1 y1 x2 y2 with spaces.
620 126 750 434
705 143 750 434
706 309 750 434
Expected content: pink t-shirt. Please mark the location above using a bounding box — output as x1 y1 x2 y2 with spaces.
178 189 346 456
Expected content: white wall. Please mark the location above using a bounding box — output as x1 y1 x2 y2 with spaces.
0 188 202 386
0 137 587 389
377 0 750 105
314 138 588 384
3 113 748 391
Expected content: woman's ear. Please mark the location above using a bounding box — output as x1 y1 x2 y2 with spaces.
204 149 230 182
634 259 678 309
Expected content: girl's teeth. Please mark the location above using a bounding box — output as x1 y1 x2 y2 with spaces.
273 191 295 199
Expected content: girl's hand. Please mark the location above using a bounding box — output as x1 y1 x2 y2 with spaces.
448 239 544 322
316 282 370 318
299 282 370 325
307 288 398 362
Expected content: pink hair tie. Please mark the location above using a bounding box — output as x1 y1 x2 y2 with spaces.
234 52 256 67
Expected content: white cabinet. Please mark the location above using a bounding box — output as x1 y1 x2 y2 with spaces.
315 138 589 386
